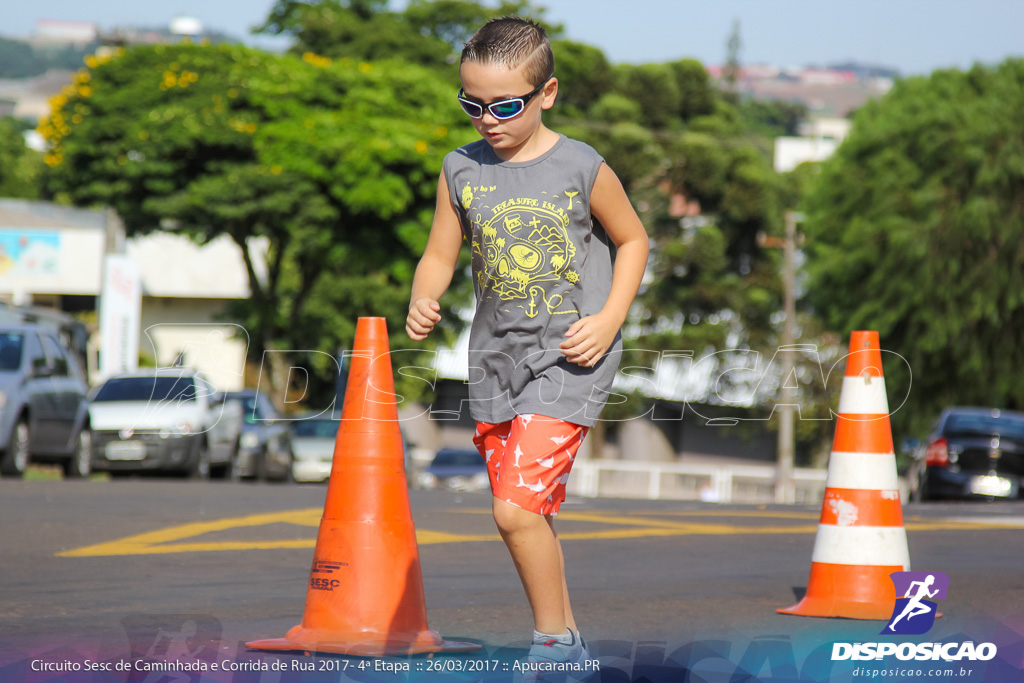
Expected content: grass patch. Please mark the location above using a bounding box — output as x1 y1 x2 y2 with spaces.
25 465 63 481
23 465 110 482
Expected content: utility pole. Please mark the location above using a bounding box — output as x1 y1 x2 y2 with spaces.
758 210 803 504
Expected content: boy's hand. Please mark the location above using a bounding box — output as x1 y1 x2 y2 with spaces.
407 298 442 340
560 312 618 367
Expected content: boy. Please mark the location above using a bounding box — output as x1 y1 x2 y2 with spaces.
406 16 649 671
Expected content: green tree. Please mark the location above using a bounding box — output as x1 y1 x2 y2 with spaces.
0 37 98 79
638 137 782 352
802 59 1024 436
722 18 742 102
258 0 452 67
0 117 43 199
257 0 560 71
550 40 613 116
613 62 681 131
739 99 808 138
404 0 560 50
41 43 475 406
667 59 716 122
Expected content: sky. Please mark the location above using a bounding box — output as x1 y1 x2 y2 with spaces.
2 0 1022 76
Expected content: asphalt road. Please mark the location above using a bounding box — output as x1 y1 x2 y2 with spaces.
2 479 1022 682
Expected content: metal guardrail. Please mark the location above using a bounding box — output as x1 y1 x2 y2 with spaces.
567 459 829 505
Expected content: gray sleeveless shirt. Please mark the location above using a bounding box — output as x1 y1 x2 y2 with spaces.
442 134 622 427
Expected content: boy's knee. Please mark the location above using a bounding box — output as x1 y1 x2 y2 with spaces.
492 498 544 534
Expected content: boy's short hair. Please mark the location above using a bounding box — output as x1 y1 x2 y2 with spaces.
461 16 554 88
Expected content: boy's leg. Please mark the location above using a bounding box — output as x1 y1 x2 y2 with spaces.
482 414 588 637
493 498 566 635
547 515 577 632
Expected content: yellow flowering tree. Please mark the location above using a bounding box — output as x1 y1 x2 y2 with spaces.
42 43 474 404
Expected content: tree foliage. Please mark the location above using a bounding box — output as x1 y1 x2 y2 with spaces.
256 0 560 71
0 117 43 199
739 99 808 138
0 37 98 79
40 43 475 405
550 40 613 116
802 59 1024 434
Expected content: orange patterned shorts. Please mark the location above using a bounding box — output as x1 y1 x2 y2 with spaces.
473 414 589 516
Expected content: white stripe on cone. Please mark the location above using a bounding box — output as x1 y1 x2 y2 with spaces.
826 452 900 490
811 525 911 568
836 376 890 415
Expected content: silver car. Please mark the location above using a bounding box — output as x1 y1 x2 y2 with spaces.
0 325 92 478
289 415 338 482
89 369 243 478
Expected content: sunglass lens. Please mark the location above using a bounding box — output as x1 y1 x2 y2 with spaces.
458 98 483 118
490 100 523 119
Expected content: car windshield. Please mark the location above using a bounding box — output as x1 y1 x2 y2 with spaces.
227 394 280 424
232 396 260 424
433 450 483 467
944 413 1024 441
0 333 23 371
291 419 339 438
94 376 197 402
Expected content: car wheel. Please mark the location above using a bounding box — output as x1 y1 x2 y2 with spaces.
911 472 930 503
210 447 236 481
225 438 243 482
229 455 244 482
252 449 269 482
272 452 295 484
63 427 93 479
1 418 30 478
188 442 211 480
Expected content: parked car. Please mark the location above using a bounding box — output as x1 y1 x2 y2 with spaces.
289 414 338 483
89 368 242 478
0 325 92 478
908 407 1024 501
414 448 489 491
223 390 293 482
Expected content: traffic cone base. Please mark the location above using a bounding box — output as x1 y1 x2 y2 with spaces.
247 628 481 657
778 563 901 620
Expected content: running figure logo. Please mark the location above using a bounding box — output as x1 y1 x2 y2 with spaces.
883 571 949 635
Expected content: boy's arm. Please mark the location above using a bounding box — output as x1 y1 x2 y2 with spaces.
560 163 649 367
407 172 464 341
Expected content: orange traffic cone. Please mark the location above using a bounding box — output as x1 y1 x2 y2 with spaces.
247 317 481 655
778 330 910 620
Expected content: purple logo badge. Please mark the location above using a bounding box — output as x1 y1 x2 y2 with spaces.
882 571 949 635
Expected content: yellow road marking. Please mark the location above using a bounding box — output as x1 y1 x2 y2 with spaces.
58 508 323 557
644 510 819 520
57 508 1024 558
417 530 500 544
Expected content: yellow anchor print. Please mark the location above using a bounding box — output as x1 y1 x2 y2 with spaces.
524 286 577 319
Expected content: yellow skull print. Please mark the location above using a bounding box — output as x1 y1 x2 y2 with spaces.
479 204 578 316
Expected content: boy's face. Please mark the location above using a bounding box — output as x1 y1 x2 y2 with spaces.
459 61 556 159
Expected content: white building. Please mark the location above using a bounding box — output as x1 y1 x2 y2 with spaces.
32 19 98 46
0 199 264 390
773 117 853 172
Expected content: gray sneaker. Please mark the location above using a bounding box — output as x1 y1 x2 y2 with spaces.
577 630 590 661
518 628 588 683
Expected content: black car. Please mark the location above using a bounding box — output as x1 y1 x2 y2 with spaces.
908 407 1024 501
413 448 489 491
